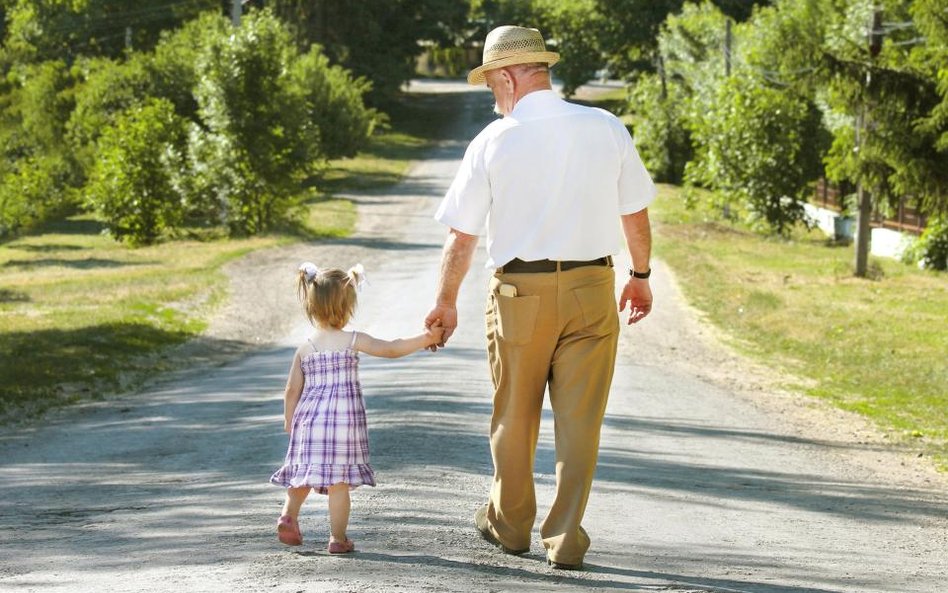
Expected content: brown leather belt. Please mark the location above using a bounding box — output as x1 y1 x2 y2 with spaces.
497 256 613 274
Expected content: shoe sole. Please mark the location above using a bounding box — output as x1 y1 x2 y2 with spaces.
548 559 583 570
475 505 529 555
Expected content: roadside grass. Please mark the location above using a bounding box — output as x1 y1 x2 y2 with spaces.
651 184 948 469
0 93 444 421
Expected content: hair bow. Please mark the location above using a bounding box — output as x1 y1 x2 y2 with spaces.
347 263 368 292
299 261 319 282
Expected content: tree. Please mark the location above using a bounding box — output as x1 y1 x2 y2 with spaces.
266 0 470 102
188 10 318 235
686 76 827 234
2 0 217 65
288 46 378 159
0 59 80 237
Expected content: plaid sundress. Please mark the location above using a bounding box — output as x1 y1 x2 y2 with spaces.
270 333 376 494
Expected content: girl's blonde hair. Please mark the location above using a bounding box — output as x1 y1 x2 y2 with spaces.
298 267 358 329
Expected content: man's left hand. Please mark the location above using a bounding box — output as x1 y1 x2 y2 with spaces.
618 278 652 324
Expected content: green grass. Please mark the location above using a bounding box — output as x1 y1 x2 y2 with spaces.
651 184 948 469
0 94 444 421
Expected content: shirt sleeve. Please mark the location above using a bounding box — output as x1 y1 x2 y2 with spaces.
435 132 491 235
615 120 657 215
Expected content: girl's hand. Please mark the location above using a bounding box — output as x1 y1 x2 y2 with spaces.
426 320 445 346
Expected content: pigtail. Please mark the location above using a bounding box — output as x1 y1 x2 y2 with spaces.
347 263 368 292
297 262 320 322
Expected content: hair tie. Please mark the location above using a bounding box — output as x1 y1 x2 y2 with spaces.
299 261 319 282
347 263 368 292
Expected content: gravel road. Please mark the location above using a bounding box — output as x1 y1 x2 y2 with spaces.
1 80 945 593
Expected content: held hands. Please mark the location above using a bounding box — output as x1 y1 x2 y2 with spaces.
424 304 458 351
425 320 445 348
619 277 652 324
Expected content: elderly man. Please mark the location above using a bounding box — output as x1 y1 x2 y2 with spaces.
425 25 656 570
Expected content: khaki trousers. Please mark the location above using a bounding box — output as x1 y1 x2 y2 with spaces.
484 264 619 565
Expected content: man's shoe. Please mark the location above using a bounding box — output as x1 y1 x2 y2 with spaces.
548 557 584 571
474 504 529 555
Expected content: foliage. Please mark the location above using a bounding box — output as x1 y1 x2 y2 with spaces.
0 59 81 237
265 0 470 102
187 10 318 235
288 45 378 159
903 216 948 271
742 0 946 218
534 0 604 97
84 98 187 245
1 0 217 65
685 76 827 234
628 73 692 183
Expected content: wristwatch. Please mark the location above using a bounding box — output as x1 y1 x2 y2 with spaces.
630 267 651 279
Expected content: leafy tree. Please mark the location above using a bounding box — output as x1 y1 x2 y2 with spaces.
2 0 217 65
627 2 727 183
628 73 692 183
0 59 80 236
288 46 378 159
534 0 604 96
188 10 317 235
266 0 470 102
84 98 187 245
686 76 827 234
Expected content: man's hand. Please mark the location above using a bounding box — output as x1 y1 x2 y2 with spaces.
618 277 652 324
425 304 458 350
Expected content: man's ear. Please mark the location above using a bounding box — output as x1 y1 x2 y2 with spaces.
500 68 515 90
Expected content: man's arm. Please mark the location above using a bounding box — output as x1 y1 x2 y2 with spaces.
618 208 653 325
425 228 479 348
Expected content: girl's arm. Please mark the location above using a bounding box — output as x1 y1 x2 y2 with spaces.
283 352 304 433
354 324 444 359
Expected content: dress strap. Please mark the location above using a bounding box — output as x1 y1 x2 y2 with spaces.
349 331 359 349
307 338 318 353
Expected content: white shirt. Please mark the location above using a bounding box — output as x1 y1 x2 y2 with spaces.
435 89 656 269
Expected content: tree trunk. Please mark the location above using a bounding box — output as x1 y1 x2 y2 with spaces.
854 183 872 277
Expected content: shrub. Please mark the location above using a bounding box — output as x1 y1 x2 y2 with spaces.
188 10 319 235
628 73 693 183
289 45 377 160
903 216 948 271
84 98 187 245
685 76 827 234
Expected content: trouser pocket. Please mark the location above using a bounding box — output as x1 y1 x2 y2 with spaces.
490 291 540 345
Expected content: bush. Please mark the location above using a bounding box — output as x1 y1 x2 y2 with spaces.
628 73 693 183
84 99 187 245
289 45 377 160
188 10 320 235
685 76 827 234
903 216 948 271
0 60 82 238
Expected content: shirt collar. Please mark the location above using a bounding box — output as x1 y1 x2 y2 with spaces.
509 89 562 121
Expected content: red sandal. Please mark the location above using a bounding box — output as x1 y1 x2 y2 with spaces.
277 515 302 546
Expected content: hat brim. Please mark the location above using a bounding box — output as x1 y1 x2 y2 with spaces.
467 51 560 85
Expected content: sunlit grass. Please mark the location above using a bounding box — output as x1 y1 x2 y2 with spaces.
651 184 948 469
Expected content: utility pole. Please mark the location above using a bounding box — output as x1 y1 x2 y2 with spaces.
854 8 883 277
724 18 732 77
231 0 241 26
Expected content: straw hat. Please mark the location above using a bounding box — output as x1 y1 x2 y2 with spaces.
467 25 560 85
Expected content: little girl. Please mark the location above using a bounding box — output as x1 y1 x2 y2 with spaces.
270 262 443 554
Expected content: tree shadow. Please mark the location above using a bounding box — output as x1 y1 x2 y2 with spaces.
3 257 147 270
0 288 30 303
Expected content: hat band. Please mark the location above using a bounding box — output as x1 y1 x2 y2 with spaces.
483 39 547 63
